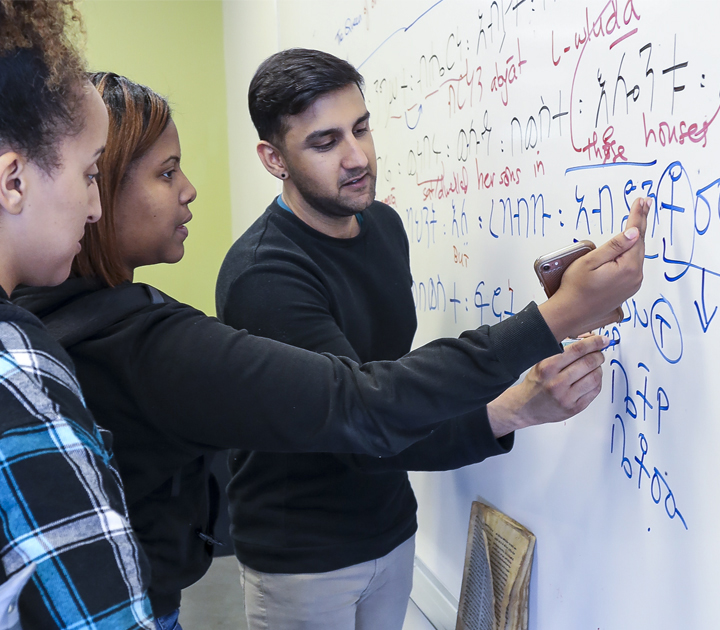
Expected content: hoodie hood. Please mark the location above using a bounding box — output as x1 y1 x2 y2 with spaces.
13 277 114 319
12 278 154 349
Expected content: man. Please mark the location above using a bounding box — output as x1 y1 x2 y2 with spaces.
216 48 647 630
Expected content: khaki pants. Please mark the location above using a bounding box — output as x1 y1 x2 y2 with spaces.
239 535 415 630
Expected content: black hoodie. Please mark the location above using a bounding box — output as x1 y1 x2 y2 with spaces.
14 277 559 616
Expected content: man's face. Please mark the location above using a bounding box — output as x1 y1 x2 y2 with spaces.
280 84 377 217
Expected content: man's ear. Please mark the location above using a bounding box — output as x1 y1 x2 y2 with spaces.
0 152 27 215
256 141 288 181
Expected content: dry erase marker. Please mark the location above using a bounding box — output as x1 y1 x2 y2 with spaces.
561 338 620 349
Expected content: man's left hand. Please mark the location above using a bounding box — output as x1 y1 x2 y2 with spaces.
487 335 609 438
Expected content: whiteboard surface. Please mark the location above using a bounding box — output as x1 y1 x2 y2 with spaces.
273 1 720 627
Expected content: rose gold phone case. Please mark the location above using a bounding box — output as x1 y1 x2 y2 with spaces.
534 240 596 298
534 240 624 324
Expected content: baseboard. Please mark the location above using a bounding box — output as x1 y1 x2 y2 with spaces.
410 556 459 630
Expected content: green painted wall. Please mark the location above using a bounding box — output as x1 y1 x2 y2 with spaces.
81 0 231 315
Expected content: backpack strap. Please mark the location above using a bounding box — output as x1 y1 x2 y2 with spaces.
42 283 165 349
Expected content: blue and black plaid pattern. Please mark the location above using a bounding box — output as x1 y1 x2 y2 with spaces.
0 313 153 629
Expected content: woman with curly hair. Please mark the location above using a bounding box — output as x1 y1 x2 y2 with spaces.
0 2 153 628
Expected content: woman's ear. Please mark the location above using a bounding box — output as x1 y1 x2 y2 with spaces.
256 141 288 181
0 152 26 215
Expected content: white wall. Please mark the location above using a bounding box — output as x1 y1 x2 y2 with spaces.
223 0 281 240
222 2 720 628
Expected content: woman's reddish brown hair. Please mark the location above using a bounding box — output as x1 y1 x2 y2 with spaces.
72 73 171 286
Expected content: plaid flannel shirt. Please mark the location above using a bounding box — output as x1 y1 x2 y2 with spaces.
0 298 153 629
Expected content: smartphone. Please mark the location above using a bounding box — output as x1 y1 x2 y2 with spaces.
534 240 624 325
534 240 596 298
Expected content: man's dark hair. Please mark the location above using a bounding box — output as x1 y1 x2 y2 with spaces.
248 48 364 146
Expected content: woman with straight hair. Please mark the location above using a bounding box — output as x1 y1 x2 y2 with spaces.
0 3 153 629
15 73 648 629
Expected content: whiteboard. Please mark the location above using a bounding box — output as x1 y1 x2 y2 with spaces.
273 1 720 627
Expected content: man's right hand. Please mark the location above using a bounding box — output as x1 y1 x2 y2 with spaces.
538 196 649 341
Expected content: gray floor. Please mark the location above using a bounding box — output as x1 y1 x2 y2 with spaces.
179 556 247 630
179 556 435 630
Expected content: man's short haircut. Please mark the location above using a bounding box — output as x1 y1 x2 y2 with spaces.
248 48 365 146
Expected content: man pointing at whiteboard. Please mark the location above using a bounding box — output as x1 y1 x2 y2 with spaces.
216 48 648 630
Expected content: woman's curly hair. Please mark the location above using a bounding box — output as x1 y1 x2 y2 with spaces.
0 0 87 171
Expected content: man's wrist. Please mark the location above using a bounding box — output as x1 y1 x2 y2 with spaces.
487 387 530 439
538 295 589 342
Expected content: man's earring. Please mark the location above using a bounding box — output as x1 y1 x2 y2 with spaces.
280 173 287 179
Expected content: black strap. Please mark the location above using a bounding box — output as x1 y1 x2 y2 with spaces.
193 455 225 548
42 284 165 349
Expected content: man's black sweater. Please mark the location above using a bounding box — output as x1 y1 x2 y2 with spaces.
215 200 516 573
